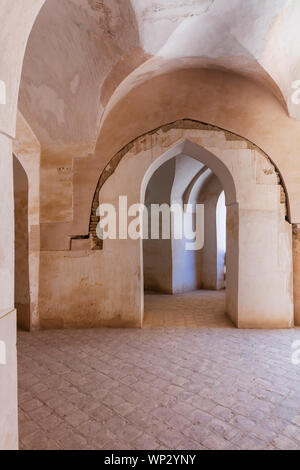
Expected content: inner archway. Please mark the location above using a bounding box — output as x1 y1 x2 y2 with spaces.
142 153 229 327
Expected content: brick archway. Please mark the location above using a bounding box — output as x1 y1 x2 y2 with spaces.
93 125 292 329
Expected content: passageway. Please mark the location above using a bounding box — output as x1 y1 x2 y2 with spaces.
143 291 231 328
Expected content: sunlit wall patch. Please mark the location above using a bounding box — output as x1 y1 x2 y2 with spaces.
0 80 6 105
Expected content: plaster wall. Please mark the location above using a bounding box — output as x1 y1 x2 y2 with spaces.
0 1 45 448
171 155 204 294
0 0 45 138
171 223 202 294
144 154 205 295
238 205 293 328
13 156 30 330
216 192 226 290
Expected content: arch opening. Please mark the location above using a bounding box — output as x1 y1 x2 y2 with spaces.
13 155 30 331
142 153 229 327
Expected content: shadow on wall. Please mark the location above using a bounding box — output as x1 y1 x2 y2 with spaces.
13 155 30 331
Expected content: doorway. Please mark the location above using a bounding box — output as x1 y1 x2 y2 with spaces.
143 154 229 327
13 155 30 331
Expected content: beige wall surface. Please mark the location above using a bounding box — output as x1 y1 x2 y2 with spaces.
13 156 30 331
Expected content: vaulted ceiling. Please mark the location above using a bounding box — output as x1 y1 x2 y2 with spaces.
19 0 300 154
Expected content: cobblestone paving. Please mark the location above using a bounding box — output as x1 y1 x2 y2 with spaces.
18 292 300 450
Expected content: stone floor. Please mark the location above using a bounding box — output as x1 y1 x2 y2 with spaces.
18 291 300 450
